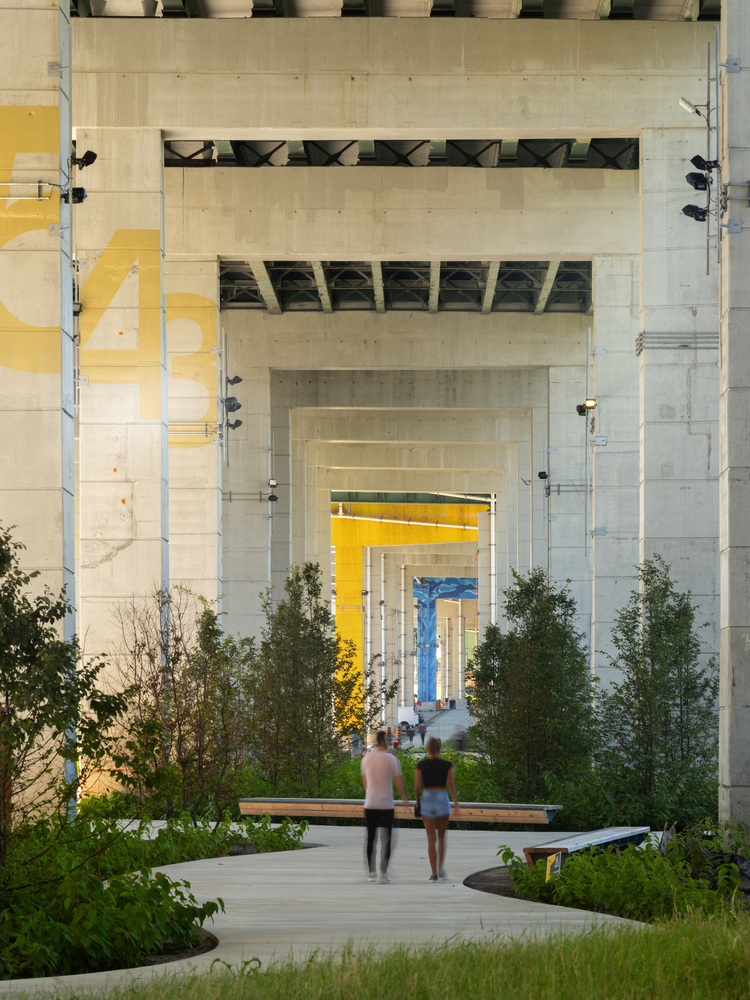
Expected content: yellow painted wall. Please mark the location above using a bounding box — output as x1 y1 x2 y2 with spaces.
330 502 483 678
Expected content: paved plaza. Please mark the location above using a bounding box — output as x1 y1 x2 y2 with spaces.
0 825 627 997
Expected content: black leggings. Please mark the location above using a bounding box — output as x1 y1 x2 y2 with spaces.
365 808 394 872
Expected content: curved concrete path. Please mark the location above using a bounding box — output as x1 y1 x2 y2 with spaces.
0 826 628 996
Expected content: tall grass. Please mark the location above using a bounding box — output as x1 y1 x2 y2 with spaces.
99 912 750 1000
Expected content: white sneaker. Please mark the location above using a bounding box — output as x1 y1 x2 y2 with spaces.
439 870 449 881
368 872 377 882
378 873 391 883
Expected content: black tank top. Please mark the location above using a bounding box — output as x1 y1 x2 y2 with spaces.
417 757 452 788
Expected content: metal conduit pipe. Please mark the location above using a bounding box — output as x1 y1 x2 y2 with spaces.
365 547 373 717
380 551 386 725
334 509 478 532
490 493 497 626
399 564 406 708
458 615 465 700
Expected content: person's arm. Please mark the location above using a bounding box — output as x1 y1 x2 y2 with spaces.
361 759 367 793
394 772 409 805
414 763 423 801
447 765 460 811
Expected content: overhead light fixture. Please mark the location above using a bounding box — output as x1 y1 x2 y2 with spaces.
682 204 708 222
227 375 243 386
685 171 709 191
70 150 97 170
227 419 242 430
584 398 596 409
679 97 703 118
691 154 720 173
60 187 87 204
224 396 242 413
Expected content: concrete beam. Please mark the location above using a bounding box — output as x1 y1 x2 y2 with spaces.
482 261 500 315
311 261 333 314
372 261 386 314
229 310 585 371
544 0 607 15
167 168 639 259
633 0 696 17
534 260 560 315
72 20 714 138
370 0 432 13
455 0 521 15
250 261 282 314
429 261 440 315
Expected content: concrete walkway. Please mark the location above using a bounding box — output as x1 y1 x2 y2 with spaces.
0 825 628 997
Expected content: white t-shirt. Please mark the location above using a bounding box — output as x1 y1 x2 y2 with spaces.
361 749 402 810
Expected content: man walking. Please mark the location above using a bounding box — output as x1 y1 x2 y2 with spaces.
360 731 409 883
417 721 427 746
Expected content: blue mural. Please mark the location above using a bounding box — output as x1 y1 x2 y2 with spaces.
413 577 477 701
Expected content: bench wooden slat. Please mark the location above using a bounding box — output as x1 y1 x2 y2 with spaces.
522 825 651 867
238 798 561 825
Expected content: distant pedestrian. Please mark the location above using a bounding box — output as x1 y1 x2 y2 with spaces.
417 722 426 746
407 725 415 745
415 736 460 882
360 731 409 883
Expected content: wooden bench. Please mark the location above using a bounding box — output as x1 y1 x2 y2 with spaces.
239 797 562 831
522 826 651 868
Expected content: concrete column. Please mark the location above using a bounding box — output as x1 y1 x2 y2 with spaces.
719 0 750 825
590 255 640 686
0 3 73 637
639 128 720 666
270 404 292 593
165 259 222 603
547 365 591 638
221 366 272 639
76 127 167 658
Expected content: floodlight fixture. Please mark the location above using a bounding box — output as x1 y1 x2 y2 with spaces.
584 398 597 409
70 150 97 170
227 419 242 430
682 204 708 222
690 154 720 173
224 396 242 413
537 471 548 480
268 479 278 488
686 171 709 191
60 187 87 204
576 404 587 416
227 375 243 385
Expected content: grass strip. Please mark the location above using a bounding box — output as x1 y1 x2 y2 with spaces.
94 912 750 1000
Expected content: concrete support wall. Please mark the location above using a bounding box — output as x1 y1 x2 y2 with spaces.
590 255 640 685
719 0 750 825
0 3 74 641
165 259 222 602
639 128 720 667
77 127 168 656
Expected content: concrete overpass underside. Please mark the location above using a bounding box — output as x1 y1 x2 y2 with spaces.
5 5 750 818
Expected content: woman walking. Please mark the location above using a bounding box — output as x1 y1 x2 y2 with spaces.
414 736 460 882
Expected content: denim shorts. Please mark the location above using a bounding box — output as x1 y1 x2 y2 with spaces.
420 788 451 819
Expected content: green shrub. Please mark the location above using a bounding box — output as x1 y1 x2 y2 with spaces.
500 823 747 922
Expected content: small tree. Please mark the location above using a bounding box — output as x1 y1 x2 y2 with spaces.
111 589 253 822
596 556 719 797
0 525 129 880
244 563 393 795
468 568 594 801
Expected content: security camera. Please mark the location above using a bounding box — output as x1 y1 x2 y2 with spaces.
70 150 97 170
685 172 709 191
691 154 720 172
682 204 708 222
679 98 702 117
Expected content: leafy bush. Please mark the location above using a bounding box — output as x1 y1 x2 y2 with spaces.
500 823 748 922
0 870 221 980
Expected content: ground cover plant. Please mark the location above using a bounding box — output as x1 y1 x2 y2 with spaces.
82 912 750 1000
501 822 750 922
